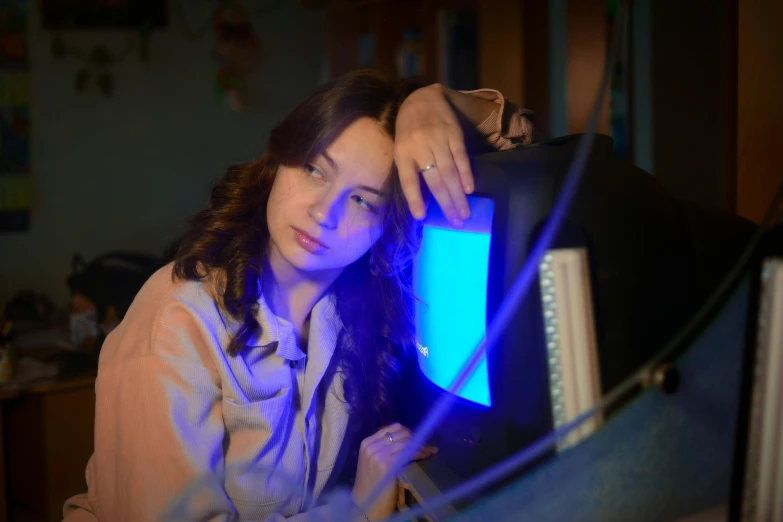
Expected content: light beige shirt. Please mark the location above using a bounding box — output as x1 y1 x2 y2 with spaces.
63 92 532 522
65 265 351 522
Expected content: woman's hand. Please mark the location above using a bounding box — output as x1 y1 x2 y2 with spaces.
352 423 438 520
394 84 475 227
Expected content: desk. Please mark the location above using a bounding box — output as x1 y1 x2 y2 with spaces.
398 461 728 522
397 457 461 521
0 374 96 522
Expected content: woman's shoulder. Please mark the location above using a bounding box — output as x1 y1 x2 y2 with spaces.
135 262 223 316
98 263 230 371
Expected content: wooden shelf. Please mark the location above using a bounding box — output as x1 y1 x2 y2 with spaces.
325 0 477 83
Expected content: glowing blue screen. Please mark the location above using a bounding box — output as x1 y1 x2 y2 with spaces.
413 197 494 407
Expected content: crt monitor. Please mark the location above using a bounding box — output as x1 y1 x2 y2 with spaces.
407 134 756 489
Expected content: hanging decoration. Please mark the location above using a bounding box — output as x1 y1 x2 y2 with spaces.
46 1 279 106
0 0 32 233
50 30 152 97
211 1 261 111
43 0 165 97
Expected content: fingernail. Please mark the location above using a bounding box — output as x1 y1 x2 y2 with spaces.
451 217 463 227
413 207 425 220
459 207 470 220
465 184 474 194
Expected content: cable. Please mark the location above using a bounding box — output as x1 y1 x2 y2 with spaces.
357 3 632 516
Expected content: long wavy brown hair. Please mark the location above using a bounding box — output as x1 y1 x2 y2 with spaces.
173 70 423 436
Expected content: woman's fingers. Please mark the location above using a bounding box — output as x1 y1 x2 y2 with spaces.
387 429 411 444
397 143 472 226
362 423 401 453
420 168 457 226
386 441 438 462
431 144 468 224
362 424 437 465
365 423 409 446
396 154 427 220
394 83 475 224
377 422 407 438
411 446 439 461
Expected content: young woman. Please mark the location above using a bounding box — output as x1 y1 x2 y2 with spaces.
63 70 532 522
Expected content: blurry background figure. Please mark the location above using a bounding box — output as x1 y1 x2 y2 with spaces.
66 252 163 354
3 291 55 325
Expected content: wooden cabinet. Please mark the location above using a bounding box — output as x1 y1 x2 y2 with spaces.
325 0 477 85
1 377 96 522
323 0 550 134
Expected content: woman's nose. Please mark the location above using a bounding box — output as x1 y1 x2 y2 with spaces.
308 192 341 229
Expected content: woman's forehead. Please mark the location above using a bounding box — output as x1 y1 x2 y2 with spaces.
324 117 394 187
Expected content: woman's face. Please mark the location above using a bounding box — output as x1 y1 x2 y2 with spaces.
267 117 394 277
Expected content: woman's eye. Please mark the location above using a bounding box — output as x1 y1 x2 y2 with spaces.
304 164 325 180
351 194 376 213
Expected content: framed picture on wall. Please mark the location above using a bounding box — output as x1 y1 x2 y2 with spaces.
40 0 167 29
0 0 30 233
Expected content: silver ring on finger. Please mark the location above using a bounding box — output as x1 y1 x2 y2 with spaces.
417 163 437 175
386 431 394 443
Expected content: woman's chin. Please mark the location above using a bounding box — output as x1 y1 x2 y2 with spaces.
279 248 339 275
269 240 356 281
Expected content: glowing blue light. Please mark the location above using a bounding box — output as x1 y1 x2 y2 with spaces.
413 197 494 407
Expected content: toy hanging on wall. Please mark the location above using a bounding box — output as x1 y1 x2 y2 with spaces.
212 1 261 111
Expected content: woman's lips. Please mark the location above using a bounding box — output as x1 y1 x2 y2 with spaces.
293 228 328 254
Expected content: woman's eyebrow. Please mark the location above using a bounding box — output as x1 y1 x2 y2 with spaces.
356 185 382 196
322 151 383 195
322 151 340 173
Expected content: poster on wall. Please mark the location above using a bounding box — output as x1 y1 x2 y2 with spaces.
0 0 30 232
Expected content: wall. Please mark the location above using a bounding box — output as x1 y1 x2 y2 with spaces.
544 0 734 208
737 0 783 223
547 0 567 139
631 0 653 175
478 0 523 106
565 0 610 136
650 0 734 210
0 2 326 306
477 0 550 138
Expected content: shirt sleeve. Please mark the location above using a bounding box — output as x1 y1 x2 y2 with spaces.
461 88 534 151
88 344 232 521
79 301 346 522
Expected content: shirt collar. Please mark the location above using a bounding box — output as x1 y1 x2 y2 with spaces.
307 292 342 366
250 287 342 363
